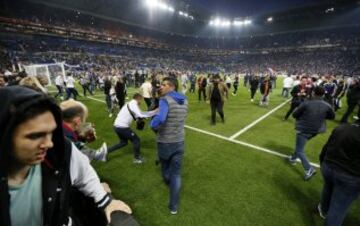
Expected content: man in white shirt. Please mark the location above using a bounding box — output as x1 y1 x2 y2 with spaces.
54 74 64 99
108 93 157 164
65 73 78 100
139 78 153 110
282 75 294 98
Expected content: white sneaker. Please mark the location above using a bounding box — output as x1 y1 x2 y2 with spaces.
96 142 108 162
251 99 254 102
133 158 144 164
317 203 326 219
304 168 316 181
109 113 113 118
170 210 178 215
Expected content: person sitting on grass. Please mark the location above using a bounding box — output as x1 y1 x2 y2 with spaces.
60 99 108 162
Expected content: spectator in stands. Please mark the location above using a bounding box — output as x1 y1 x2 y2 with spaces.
206 74 228 125
108 93 157 164
282 75 294 98
318 119 360 226
288 86 335 180
60 99 108 162
150 77 188 215
0 86 132 226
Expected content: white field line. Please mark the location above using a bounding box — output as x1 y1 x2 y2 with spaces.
185 125 320 168
87 96 106 103
229 99 291 140
86 96 320 168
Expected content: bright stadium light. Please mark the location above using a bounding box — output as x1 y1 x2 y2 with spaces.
221 20 231 27
233 20 244 26
267 17 273 22
145 0 158 8
167 6 175 12
213 18 221 26
244 19 252 25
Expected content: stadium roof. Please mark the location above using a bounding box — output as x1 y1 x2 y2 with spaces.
191 0 322 17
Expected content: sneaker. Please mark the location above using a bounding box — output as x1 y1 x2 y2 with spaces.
304 168 316 181
170 209 178 215
109 113 113 118
133 158 144 164
96 142 108 162
251 99 254 102
317 203 326 219
287 156 297 165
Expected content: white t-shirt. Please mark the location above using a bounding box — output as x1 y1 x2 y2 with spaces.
114 99 156 128
283 77 294 88
55 75 64 86
66 76 75 88
140 82 152 98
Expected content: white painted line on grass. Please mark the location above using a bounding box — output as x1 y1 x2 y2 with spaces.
87 96 106 103
229 99 291 140
185 125 320 168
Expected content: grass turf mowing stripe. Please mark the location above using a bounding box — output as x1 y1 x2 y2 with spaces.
229 98 291 140
86 95 320 168
185 124 320 168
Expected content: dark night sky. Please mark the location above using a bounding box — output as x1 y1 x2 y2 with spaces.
190 0 326 17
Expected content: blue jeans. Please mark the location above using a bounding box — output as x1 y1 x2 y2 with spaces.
157 142 184 211
291 132 316 171
105 94 112 112
320 162 360 226
108 127 141 159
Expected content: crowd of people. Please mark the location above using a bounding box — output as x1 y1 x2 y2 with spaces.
1 7 360 226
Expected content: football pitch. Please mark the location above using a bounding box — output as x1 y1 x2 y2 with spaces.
57 79 360 226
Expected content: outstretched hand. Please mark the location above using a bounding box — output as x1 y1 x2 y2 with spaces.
105 200 132 223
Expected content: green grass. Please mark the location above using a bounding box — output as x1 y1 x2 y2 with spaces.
57 79 360 226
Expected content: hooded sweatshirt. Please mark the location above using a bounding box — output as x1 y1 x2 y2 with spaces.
0 86 110 226
150 91 188 143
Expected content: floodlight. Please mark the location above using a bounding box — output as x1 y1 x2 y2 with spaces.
145 0 158 8
233 20 244 26
267 17 273 22
221 20 231 27
244 19 252 25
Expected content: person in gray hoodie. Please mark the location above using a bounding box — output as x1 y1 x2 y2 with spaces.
150 77 188 215
288 86 335 181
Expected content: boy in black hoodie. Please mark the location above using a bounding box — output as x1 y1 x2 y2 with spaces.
0 86 132 226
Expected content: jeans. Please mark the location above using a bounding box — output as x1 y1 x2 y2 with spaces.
291 132 316 171
210 100 224 124
198 88 206 101
105 94 112 112
284 102 300 120
282 88 290 98
157 142 184 211
108 127 141 159
66 88 77 100
320 162 360 226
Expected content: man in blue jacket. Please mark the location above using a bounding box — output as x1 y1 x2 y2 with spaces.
288 86 335 180
150 77 188 215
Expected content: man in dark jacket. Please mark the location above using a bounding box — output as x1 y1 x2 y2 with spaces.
340 76 360 123
206 74 228 125
318 120 360 226
284 76 309 120
288 86 335 180
0 86 131 226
